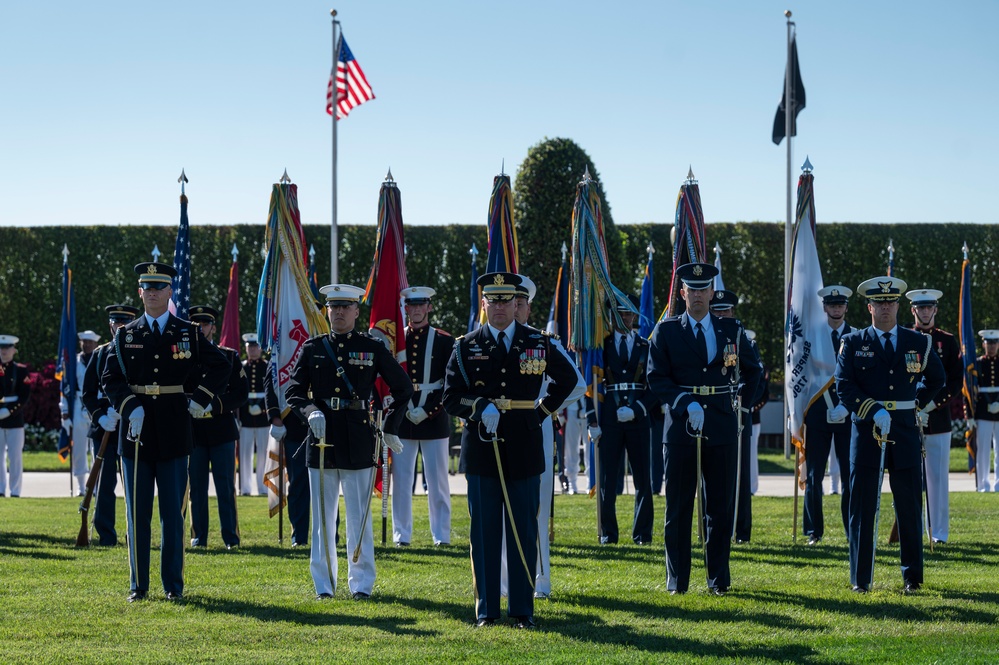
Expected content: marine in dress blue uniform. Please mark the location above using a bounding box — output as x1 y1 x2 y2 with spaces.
392 286 454 547
285 284 413 600
972 330 999 491
238 333 271 496
443 272 581 628
102 263 230 602
0 335 30 498
835 276 945 593
646 263 762 595
905 288 963 543
709 289 766 544
188 305 249 549
81 304 140 545
803 285 855 544
588 294 655 545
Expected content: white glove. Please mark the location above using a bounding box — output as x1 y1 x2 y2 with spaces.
248 404 263 416
406 407 428 425
588 425 602 442
308 411 326 439
0 408 9 420
188 400 211 419
383 433 404 454
98 414 118 432
107 406 120 425
128 406 145 439
827 404 849 423
686 402 705 432
616 406 635 423
988 403 999 415
382 395 394 408
873 409 891 435
62 417 72 435
481 403 500 434
922 399 936 413
269 424 287 441
916 410 929 428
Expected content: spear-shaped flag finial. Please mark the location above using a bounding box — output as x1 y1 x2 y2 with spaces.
470 243 479 258
646 241 655 258
385 168 394 182
62 243 69 265
309 243 316 262
582 165 591 182
500 159 505 176
178 168 188 195
560 241 568 262
687 166 695 183
280 169 291 184
714 241 722 257
151 243 161 262
231 243 239 262
801 156 813 173
888 238 895 254
963 241 970 260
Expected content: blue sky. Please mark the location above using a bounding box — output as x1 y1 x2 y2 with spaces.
2 1 996 229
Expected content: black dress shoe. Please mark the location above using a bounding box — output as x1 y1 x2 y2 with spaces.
512 616 536 629
599 536 618 545
352 591 370 601
226 543 239 551
396 541 410 548
711 586 728 596
735 538 750 544
165 592 183 601
903 582 921 594
807 536 822 546
127 590 147 603
475 618 496 627
852 585 869 594
669 589 686 596
316 593 333 600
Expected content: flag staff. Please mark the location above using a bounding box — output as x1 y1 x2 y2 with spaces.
330 9 341 284
783 9 794 458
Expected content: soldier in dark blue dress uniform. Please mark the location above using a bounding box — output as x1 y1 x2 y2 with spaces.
647 263 762 595
835 276 945 593
102 263 230 602
803 285 854 545
443 272 581 628
188 305 249 550
587 294 654 545
81 304 140 545
285 284 413 600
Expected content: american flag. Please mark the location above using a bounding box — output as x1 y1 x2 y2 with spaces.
172 193 192 320
326 35 374 119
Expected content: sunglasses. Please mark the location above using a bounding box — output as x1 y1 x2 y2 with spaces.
140 282 171 291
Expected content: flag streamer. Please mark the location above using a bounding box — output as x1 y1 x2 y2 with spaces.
958 250 978 471
56 260 76 463
663 179 707 319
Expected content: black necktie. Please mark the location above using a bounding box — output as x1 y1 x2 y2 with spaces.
882 332 894 356
695 322 708 359
152 319 162 340
618 335 628 364
832 329 841 353
496 331 507 364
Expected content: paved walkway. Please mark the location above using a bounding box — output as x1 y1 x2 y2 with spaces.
13 470 982 498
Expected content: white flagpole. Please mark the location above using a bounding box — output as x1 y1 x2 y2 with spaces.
783 9 794 458
331 10 341 284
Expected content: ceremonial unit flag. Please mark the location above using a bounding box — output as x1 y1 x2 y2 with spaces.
219 253 241 350
171 192 192 320
485 175 518 274
256 182 329 517
326 35 375 119
55 257 77 463
958 249 979 472
713 243 726 292
639 247 655 339
784 171 835 461
364 176 408 364
546 250 570 342
663 175 707 319
772 33 806 145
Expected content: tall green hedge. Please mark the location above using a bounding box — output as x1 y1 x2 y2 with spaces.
3 223 998 383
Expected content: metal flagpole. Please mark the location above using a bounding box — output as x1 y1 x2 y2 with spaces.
330 10 340 284
783 9 794 459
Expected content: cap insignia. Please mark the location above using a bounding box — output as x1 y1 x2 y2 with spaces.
494 274 505 285
147 265 158 275
831 289 840 297
693 265 703 276
878 280 892 293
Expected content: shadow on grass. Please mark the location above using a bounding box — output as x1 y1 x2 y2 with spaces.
185 594 439 636
0 532 77 560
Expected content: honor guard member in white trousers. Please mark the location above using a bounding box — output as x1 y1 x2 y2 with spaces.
836 276 944 593
393 287 454 547
239 333 271 496
906 289 962 543
561 397 587 494
61 331 102 495
285 284 413 600
82 304 140 545
972 330 999 491
102 262 230 602
0 335 30 498
803 286 855 544
501 276 585 599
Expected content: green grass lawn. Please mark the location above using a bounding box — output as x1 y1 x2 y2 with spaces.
2 491 998 664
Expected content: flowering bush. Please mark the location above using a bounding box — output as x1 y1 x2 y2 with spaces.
21 360 61 450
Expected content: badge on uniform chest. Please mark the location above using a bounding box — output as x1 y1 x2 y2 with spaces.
348 352 374 367
173 340 192 360
723 343 737 367
905 352 922 373
519 349 546 375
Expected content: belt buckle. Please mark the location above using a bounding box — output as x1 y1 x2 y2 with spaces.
494 398 511 412
694 386 709 396
884 400 896 411
145 385 160 396
329 398 341 411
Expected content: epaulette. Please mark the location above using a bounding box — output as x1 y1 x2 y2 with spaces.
455 335 466 342
220 345 238 354
435 326 454 338
541 330 560 340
